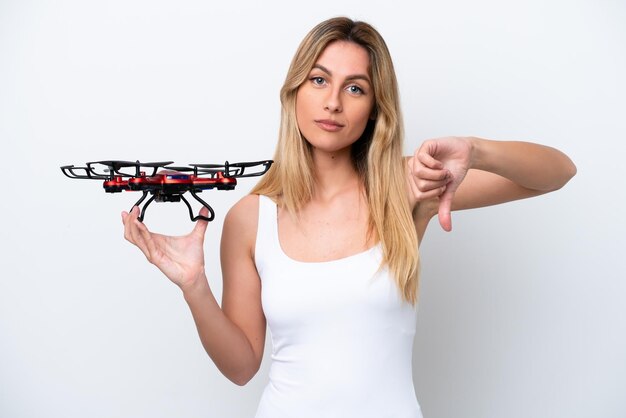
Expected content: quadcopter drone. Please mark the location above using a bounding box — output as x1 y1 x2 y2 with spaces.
60 160 273 222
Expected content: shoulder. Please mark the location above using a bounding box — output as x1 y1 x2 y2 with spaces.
224 193 261 234
222 194 261 258
226 193 260 220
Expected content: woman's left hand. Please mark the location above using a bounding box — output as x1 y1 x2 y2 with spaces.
407 136 474 231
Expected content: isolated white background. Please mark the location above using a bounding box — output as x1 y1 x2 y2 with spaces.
1 1 624 417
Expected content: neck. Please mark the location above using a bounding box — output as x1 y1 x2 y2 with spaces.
310 147 361 201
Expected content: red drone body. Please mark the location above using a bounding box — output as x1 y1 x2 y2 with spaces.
61 160 272 222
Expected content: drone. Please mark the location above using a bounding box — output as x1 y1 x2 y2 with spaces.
60 160 273 222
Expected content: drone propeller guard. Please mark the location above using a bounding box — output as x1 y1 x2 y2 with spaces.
60 159 273 222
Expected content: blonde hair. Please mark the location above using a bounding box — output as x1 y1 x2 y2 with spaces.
252 17 419 304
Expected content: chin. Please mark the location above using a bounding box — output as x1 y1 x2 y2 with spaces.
305 136 356 154
310 144 354 157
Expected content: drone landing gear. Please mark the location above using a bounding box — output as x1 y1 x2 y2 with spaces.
132 190 215 222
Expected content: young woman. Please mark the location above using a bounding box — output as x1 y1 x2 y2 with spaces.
122 17 576 418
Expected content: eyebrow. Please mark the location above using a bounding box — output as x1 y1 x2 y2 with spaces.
312 64 371 84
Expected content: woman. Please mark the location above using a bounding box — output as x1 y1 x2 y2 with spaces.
122 17 576 418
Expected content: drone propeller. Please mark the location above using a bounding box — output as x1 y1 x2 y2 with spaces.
191 159 273 178
166 165 239 178
61 158 273 223
230 160 274 177
60 164 109 180
86 160 175 177
162 166 195 172
165 165 223 175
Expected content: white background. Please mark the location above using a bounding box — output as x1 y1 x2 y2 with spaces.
1 1 625 417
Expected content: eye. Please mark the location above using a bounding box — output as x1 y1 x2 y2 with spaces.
310 76 326 86
346 84 365 95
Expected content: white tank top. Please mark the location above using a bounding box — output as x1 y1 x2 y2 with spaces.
254 195 422 418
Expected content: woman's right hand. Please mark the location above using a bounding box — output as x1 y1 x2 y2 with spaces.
121 206 210 291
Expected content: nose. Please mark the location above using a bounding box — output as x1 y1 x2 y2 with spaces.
324 88 342 113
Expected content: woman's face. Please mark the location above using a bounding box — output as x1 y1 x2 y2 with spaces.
295 41 375 156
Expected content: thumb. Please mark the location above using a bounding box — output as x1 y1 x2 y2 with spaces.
192 207 210 238
438 188 454 232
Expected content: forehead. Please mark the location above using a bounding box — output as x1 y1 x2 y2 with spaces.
314 41 371 76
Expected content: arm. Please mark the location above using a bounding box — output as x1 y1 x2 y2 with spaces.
183 195 265 385
408 136 577 233
214 194 266 385
121 195 265 386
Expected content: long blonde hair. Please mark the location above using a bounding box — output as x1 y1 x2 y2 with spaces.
252 17 419 304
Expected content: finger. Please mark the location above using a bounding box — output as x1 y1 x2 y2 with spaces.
124 205 140 223
412 164 450 182
407 177 446 205
124 206 141 231
408 165 449 193
407 167 446 202
122 211 130 239
122 208 161 266
416 150 444 170
437 194 452 232
408 172 444 191
418 186 447 201
192 207 210 239
410 154 449 184
132 215 161 262
122 208 138 243
125 207 153 257
415 178 450 193
438 187 455 232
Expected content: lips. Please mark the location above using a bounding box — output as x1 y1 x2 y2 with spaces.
314 119 345 132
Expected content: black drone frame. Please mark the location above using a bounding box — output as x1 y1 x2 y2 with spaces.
132 186 216 223
60 160 273 222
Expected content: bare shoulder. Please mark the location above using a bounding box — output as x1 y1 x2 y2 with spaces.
222 193 260 256
225 193 260 227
